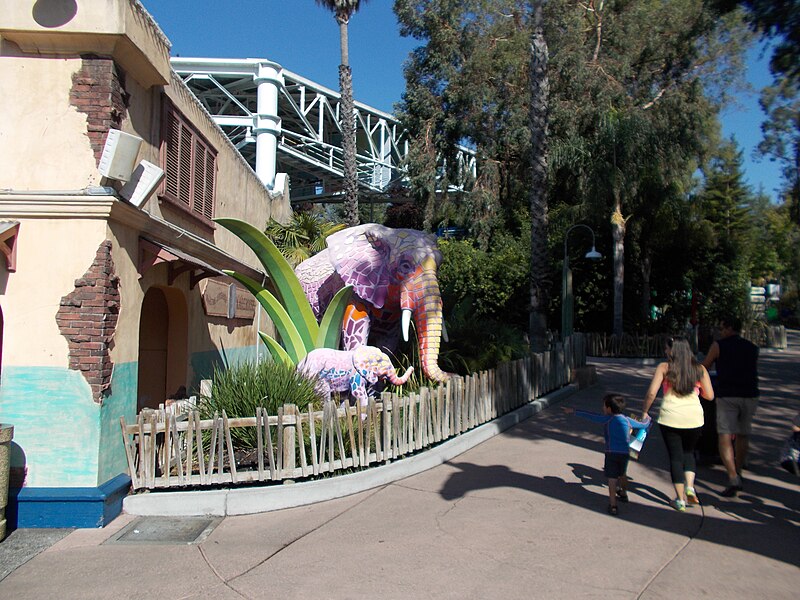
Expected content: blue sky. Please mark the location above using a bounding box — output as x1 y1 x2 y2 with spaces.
141 0 782 202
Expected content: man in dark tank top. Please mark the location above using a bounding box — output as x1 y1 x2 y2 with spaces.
702 317 759 497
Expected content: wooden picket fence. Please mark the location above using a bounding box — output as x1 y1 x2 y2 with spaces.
584 332 677 358
584 325 787 358
120 335 585 491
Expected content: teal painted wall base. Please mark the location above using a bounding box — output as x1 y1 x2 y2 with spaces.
7 473 131 529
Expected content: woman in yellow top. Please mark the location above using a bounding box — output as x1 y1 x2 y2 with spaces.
642 337 715 512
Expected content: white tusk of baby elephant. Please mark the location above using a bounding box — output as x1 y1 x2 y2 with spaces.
442 320 449 343
402 309 412 342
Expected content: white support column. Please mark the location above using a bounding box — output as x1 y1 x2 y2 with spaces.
253 61 283 189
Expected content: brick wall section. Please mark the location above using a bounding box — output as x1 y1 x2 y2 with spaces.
70 56 129 162
56 241 121 403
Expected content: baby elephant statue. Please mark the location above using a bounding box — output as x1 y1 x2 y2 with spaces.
297 346 413 407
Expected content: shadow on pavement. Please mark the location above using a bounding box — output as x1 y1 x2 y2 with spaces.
438 457 799 567
437 333 800 570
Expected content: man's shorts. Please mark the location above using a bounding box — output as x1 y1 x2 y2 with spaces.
716 396 759 435
604 452 629 479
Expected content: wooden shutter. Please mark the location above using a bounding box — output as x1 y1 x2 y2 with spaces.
163 110 181 200
177 120 192 208
161 100 216 220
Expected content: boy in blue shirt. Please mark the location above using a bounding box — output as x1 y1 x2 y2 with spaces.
564 394 650 515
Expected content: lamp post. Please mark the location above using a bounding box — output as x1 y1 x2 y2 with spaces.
562 224 603 339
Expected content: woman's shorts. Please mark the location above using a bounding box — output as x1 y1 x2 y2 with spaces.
604 452 630 478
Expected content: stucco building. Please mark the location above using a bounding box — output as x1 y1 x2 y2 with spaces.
0 0 291 527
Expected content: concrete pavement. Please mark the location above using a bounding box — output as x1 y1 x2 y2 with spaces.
1 332 798 598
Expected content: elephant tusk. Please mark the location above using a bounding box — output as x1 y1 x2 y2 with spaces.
442 321 449 343
402 309 412 342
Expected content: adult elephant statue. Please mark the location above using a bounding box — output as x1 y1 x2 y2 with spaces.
297 346 414 406
295 224 449 382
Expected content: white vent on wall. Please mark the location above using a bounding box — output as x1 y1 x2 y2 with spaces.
98 129 143 181
119 160 165 207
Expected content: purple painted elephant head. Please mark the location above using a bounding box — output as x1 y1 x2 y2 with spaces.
296 224 449 382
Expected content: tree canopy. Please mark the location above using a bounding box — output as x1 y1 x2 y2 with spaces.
394 0 780 338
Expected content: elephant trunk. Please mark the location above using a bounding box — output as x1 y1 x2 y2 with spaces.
401 260 449 383
387 365 414 386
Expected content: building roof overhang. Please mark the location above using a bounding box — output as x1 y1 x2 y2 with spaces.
0 220 19 272
138 237 226 289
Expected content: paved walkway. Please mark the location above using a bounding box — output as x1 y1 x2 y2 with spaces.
1 332 798 598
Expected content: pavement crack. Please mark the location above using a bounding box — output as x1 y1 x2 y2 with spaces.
224 485 387 583
195 546 250 600
636 504 706 599
391 481 444 495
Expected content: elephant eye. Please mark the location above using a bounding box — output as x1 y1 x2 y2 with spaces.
397 259 414 274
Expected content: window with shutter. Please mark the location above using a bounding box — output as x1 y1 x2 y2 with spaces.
160 99 217 223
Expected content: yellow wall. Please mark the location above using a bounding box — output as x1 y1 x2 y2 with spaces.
0 54 102 190
0 211 108 368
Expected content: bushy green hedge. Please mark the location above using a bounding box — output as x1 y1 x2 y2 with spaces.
436 233 532 373
438 233 530 325
199 359 321 450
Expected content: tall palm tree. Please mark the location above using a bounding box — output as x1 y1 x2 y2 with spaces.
528 1 550 352
315 0 368 226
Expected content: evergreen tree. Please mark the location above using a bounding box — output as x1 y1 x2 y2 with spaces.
758 78 800 223
694 138 755 324
395 0 749 335
547 0 747 335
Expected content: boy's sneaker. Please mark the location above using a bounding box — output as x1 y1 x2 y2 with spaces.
616 490 629 503
686 488 700 505
670 498 686 512
607 504 619 516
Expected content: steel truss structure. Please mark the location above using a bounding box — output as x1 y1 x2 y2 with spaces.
172 57 475 205
173 58 409 203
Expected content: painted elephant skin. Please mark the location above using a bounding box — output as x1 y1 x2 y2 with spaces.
295 224 448 382
297 346 414 406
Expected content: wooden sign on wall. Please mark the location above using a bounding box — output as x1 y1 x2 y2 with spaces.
233 286 256 320
200 278 255 320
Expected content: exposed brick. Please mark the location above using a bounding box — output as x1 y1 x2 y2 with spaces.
70 57 128 160
57 241 119 403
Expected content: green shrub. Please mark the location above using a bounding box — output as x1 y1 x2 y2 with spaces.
199 359 321 450
439 297 530 374
438 234 530 327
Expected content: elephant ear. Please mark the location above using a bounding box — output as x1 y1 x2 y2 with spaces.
352 346 380 383
327 225 392 308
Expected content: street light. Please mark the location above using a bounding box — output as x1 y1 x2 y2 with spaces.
562 224 603 339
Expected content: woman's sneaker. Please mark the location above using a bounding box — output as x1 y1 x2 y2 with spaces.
686 488 700 506
671 498 686 512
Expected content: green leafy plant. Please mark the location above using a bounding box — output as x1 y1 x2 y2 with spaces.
216 218 353 365
264 212 345 267
439 296 530 375
199 359 321 451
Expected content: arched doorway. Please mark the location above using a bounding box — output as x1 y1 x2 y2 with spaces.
137 287 188 412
